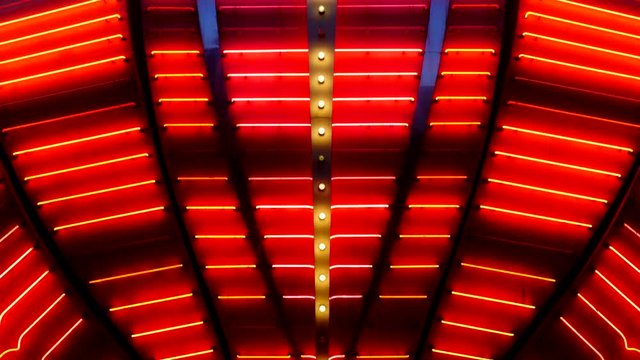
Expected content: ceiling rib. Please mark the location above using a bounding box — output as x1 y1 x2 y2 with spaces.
0 121 142 359
412 1 521 358
344 0 450 355
126 1 231 359
196 0 300 356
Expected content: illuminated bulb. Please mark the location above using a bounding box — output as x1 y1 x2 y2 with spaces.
318 183 326 191
318 304 327 312
318 155 326 162
318 243 327 251
318 212 327 220
318 100 326 109
318 51 325 60
317 75 325 84
318 5 326 14
318 127 326 136
319 274 327 282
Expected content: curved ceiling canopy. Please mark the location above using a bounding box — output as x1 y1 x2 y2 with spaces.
0 0 638 359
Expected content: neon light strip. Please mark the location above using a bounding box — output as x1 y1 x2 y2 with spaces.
177 177 227 181
109 293 192 312
334 72 419 76
408 204 460 208
249 177 313 181
578 294 640 353
223 49 308 54
452 291 536 309
331 204 388 209
430 122 482 126
508 101 640 129
502 125 633 153
155 73 204 79
231 98 310 102
625 223 640 239
515 77 640 103
0 271 48 326
333 97 415 101
435 96 487 101
89 264 183 284
131 321 204 338
164 123 214 127
330 295 363 300
185 206 236 210
160 349 214 360
398 234 450 238
272 264 315 269
0 35 123 64
333 123 409 127
28 147 142 180
378 295 428 299
461 262 555 282
524 12 640 40
195 235 246 239
330 265 373 270
2 103 137 133
151 50 201 55
158 98 209 103
480 205 592 228
236 123 310 127
440 71 492 76
54 206 165 231
518 54 640 81
357 356 408 359
330 234 381 239
237 356 291 359
441 320 514 336
417 176 467 180
218 296 265 300
432 349 492 360
560 317 605 360
41 318 82 360
445 48 495 54
14 127 142 155
146 6 194 11
0 225 19 245
0 56 126 86
0 0 99 27
264 234 314 239
256 205 313 209
336 48 422 53
557 0 640 21
451 4 500 9
0 248 33 279
206 265 256 269
283 295 315 300
0 294 65 359
610 246 640 275
487 178 608 203
595 270 640 312
332 176 395 180
521 33 640 61
494 151 621 177
389 265 439 269
0 15 122 46
227 73 308 77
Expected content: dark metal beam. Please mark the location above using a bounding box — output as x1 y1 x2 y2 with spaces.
0 127 141 359
503 148 640 359
413 1 520 358
196 0 300 355
345 0 450 354
126 1 232 359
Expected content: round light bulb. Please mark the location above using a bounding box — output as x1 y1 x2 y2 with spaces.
318 5 326 14
318 243 327 251
319 274 327 282
318 154 325 161
319 304 327 312
318 183 326 191
318 100 326 109
318 212 327 220
317 51 325 60
317 75 326 84
318 127 326 136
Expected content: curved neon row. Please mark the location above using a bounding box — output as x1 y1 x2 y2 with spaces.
578 294 640 353
0 271 48 327
41 318 83 360
0 294 65 359
560 317 605 360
